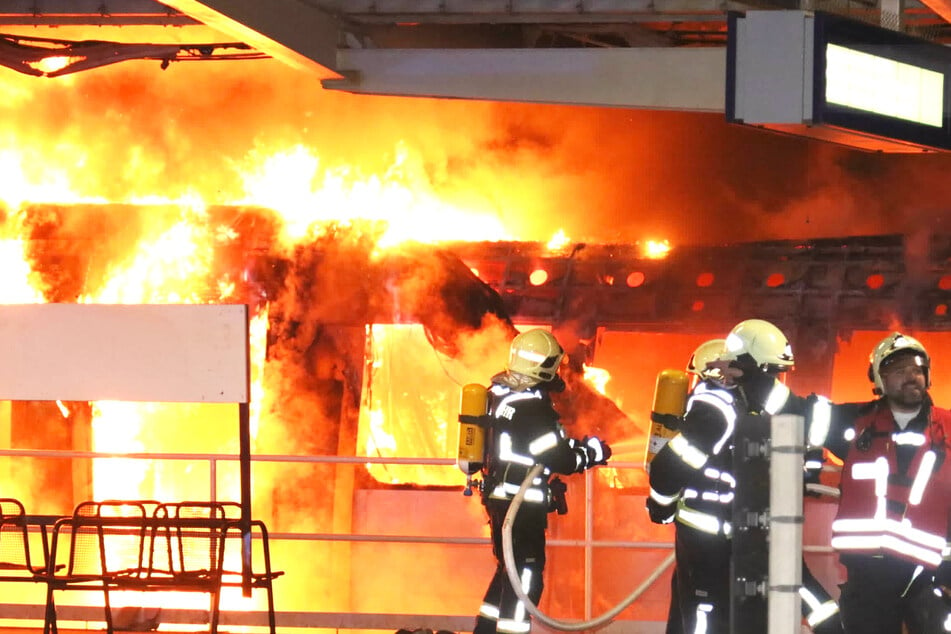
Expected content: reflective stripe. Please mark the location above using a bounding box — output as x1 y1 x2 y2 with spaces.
909 451 937 505
513 567 532 624
799 585 839 628
852 458 889 520
893 431 927 446
528 431 558 456
669 434 709 469
495 388 543 412
808 396 831 448
650 488 680 506
498 621 530 634
686 388 736 455
676 504 723 535
763 381 790 415
831 517 947 550
499 432 535 467
490 481 547 503
479 603 500 620
693 602 713 634
830 533 944 567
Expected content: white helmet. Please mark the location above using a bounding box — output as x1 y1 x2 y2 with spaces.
507 328 565 385
868 332 930 395
687 339 727 382
723 319 794 373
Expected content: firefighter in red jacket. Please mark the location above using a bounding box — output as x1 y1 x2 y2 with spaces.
811 332 951 634
473 328 611 634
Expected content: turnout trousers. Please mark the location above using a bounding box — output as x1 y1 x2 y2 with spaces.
474 499 548 634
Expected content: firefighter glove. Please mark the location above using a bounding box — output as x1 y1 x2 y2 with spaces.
582 436 611 467
646 497 676 525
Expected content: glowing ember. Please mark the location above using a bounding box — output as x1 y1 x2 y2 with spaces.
28 56 83 74
547 229 571 251
643 239 671 259
583 365 611 395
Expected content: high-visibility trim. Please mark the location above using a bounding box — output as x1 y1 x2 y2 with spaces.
808 396 832 447
513 567 533 624
830 532 944 567
893 431 927 446
668 434 709 469
650 488 680 506
763 381 791 415
489 481 546 503
852 457 890 519
832 517 946 549
528 431 559 456
479 603 500 620
495 388 543 410
909 450 936 505
700 490 734 504
902 565 924 598
499 432 535 467
686 387 736 455
800 592 839 628
693 602 713 634
676 504 723 535
498 620 531 634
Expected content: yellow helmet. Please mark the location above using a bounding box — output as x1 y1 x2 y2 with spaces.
868 332 930 395
687 338 727 382
507 328 565 385
723 319 794 373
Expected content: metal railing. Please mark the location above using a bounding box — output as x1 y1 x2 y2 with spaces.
0 448 835 632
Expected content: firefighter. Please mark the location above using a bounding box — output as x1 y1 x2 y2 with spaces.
647 319 842 634
473 328 611 634
659 337 728 634
810 332 951 634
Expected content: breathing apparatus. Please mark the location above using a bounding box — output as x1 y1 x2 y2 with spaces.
644 368 690 472
457 383 489 496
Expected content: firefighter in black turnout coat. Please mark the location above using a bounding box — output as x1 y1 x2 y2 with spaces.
473 328 611 634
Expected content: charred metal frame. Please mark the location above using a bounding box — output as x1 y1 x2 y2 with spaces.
452 233 951 393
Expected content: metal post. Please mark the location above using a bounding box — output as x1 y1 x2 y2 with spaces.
731 412 770 633
768 414 803 634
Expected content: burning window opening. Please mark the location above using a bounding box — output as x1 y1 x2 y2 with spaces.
0 33 265 77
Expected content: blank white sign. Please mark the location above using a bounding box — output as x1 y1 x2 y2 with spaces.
0 304 249 403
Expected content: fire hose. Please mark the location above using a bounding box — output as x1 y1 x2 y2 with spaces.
502 463 676 631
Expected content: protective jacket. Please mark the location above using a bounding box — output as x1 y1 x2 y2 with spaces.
648 378 800 534
481 380 590 508
826 397 951 569
474 376 605 634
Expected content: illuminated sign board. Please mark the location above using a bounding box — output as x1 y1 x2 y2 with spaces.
727 11 951 152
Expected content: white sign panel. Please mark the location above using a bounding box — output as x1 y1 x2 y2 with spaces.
0 304 249 403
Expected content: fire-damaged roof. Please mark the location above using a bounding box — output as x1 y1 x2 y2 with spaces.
1 0 951 79
453 233 951 335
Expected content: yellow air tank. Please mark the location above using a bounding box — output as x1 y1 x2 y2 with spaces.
644 369 690 472
458 383 488 476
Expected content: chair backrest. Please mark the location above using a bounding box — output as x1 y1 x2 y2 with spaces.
0 498 34 574
150 501 235 578
61 500 153 577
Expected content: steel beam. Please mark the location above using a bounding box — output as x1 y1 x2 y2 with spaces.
159 0 342 77
325 47 725 111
